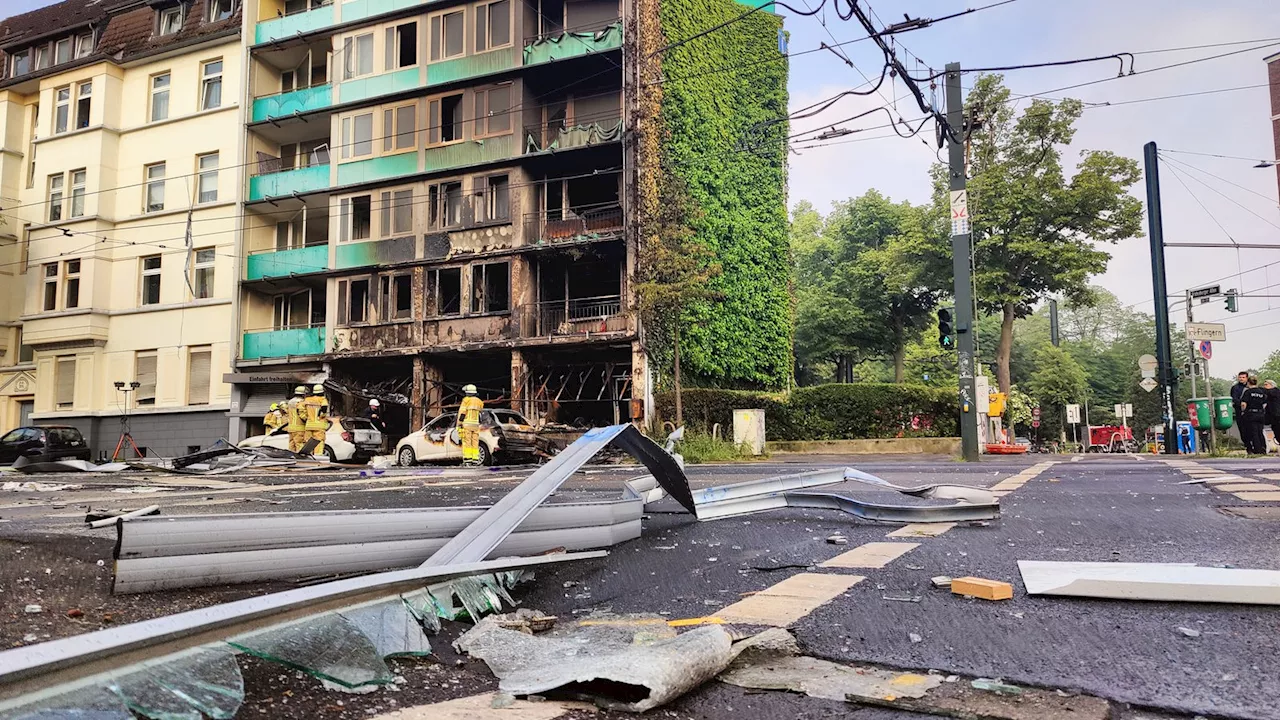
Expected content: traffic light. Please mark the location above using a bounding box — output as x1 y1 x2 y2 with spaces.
1225 288 1238 313
937 307 954 349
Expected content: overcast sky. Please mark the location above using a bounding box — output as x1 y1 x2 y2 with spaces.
6 0 1280 375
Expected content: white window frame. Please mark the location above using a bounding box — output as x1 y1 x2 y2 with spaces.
42 263 58 311
342 32 375 80
338 194 373 242
10 49 30 78
54 37 72 65
427 92 464 146
339 110 374 160
47 173 64 222
54 86 70 134
74 33 93 58
381 102 416 153
34 45 49 71
479 174 509 222
192 247 215 299
144 162 166 213
63 259 81 309
474 82 512 138
474 0 511 53
69 169 86 218
150 73 170 122
200 59 223 110
75 81 91 130
385 21 419 71
159 6 184 35
197 152 219 203
378 187 414 237
209 0 237 22
140 255 162 305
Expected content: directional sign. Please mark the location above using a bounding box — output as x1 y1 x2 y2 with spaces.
1140 377 1158 392
1066 404 1081 424
1199 340 1213 360
1186 322 1227 341
950 190 970 235
1190 285 1221 299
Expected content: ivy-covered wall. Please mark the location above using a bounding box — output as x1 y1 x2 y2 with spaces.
655 0 792 389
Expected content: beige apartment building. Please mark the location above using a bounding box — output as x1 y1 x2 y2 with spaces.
0 0 243 456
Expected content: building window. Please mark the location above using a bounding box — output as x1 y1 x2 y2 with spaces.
343 33 374 80
75 33 94 58
141 255 162 305
427 93 464 145
382 103 416 152
379 188 413 237
340 112 374 159
197 153 218 203
386 21 418 70
75 82 92 129
159 6 183 35
429 10 465 62
188 347 211 405
135 352 157 405
474 84 511 136
34 46 49 71
150 73 170 122
10 50 30 77
47 174 64 222
209 0 236 22
339 195 372 242
193 248 215 299
201 59 223 110
54 87 70 134
377 273 413 321
42 263 58 311
273 289 311 329
56 357 75 409
70 169 86 217
480 174 509 222
428 267 461 316
340 278 370 324
64 259 80 309
475 0 510 52
145 162 165 212
55 38 73 65
428 181 464 230
471 262 509 313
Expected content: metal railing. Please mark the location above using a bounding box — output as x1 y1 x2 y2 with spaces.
524 203 624 244
518 295 626 338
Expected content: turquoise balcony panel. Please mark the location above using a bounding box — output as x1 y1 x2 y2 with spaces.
336 152 419 186
427 49 517 85
251 84 333 123
248 164 331 201
242 327 326 360
337 68 420 105
335 236 416 270
340 0 422 23
255 6 335 45
424 134 516 173
246 245 329 280
523 23 622 66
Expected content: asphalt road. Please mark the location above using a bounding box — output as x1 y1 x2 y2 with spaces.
2 453 1279 719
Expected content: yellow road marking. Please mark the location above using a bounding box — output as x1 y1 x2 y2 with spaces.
1214 483 1277 492
717 573 864 627
1234 491 1280 502
821 542 919 569
887 523 955 538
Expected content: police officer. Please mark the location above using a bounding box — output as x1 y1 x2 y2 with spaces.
1239 376 1269 455
285 386 308 454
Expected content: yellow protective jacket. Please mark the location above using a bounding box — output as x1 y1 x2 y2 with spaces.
263 410 284 432
458 396 484 427
285 397 306 432
304 395 330 431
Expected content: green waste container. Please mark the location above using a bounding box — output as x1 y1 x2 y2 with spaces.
1188 399 1211 429
1214 397 1235 431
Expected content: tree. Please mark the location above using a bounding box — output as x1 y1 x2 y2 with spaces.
1027 344 1087 441
948 75 1145 393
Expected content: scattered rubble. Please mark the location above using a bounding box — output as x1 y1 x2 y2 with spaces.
1019 560 1280 604
951 577 1014 601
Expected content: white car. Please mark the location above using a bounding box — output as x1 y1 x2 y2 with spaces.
239 417 382 463
396 410 544 467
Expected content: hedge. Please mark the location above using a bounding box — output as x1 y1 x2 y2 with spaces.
654 384 959 441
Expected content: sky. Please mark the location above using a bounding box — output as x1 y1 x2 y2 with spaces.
5 0 1280 375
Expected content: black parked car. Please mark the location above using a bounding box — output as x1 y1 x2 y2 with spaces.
0 426 91 465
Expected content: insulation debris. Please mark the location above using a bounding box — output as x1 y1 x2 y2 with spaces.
1018 560 1280 605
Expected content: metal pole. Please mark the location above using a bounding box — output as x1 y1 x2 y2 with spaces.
1144 142 1179 454
1205 354 1218 454
1049 298 1060 347
946 62 979 462
1185 290 1198 402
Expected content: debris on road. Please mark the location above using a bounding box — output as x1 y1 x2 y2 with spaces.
826 535 848 545
1177 627 1202 637
23 605 42 614
86 504 160 529
931 576 953 588
971 678 1023 695
951 577 1014 601
3 481 83 492
1018 560 1280 605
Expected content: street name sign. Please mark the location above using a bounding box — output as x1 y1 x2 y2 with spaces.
1186 322 1227 342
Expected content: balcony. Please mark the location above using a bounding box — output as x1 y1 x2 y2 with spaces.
337 68 418 105
518 296 628 338
523 22 622 66
524 204 624 246
334 235 416 270
428 49 518 86
339 0 421 23
242 326 327 360
424 134 517 173
335 153 419 187
524 117 622 154
252 85 333 123
249 164 331 202
255 5 336 45
246 245 328 281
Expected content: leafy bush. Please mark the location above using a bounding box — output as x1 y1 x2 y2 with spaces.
676 433 760 464
655 384 958 441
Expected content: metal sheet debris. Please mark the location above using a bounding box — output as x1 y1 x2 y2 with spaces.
87 505 160 530
1018 560 1280 605
843 468 998 504
784 491 1000 523
691 469 847 520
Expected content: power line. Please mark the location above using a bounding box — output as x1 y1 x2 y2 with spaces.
1158 156 1238 247
1156 153 1280 209
1159 153 1280 233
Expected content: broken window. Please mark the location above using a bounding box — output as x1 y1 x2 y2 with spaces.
428 93 464 145
273 290 310 329
474 83 511 136
474 0 510 52
75 81 92 129
471 262 509 314
479 175 509 222
349 278 369 323
385 22 418 70
428 181 463 229
394 274 412 318
535 0 564 37
428 267 461 316
429 10 464 62
340 195 372 241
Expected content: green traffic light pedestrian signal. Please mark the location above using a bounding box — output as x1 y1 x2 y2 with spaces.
937 307 954 349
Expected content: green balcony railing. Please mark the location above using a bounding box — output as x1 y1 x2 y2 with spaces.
248 164 331 201
242 326 326 360
246 245 328 280
424 134 516 173
335 153 418 187
337 68 419 105
255 5 335 45
340 0 422 23
428 49 518 86
251 84 333 123
523 22 622 66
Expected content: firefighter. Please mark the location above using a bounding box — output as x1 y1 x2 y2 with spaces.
456 384 485 466
285 385 308 453
304 384 330 457
262 403 285 433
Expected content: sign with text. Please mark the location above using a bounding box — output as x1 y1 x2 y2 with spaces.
1140 377 1159 392
1185 322 1227 342
1066 404 1081 424
1190 285 1221 299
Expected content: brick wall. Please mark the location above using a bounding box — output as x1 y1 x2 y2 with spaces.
1270 58 1280 199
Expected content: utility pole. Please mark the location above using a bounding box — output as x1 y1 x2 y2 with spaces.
1144 141 1178 454
946 63 980 462
1049 298 1060 347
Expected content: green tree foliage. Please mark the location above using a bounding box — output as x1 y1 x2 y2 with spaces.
1027 344 1087 440
948 75 1145 394
658 0 791 388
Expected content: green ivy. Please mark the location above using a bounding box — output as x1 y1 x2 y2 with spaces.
658 0 792 389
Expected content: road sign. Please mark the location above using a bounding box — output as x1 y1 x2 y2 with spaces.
1138 354 1158 371
1199 340 1212 360
1114 404 1123 417
1125 403 1133 416
1032 407 1041 418
1032 420 1041 428
1190 285 1221 299
1140 377 1159 392
1066 404 1081 424
1186 322 1227 341
950 190 969 235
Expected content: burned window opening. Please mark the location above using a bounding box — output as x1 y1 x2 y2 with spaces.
471 262 509 314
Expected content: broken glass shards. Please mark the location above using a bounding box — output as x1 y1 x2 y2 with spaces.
228 612 394 690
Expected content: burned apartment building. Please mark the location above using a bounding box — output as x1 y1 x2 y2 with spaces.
228 0 786 441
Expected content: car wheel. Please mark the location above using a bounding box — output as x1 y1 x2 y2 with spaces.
324 447 338 464
479 443 493 467
398 446 417 467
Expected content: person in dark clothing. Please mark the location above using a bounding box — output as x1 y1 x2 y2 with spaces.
1230 371 1250 414
1239 377 1269 454
1266 380 1280 454
363 399 388 451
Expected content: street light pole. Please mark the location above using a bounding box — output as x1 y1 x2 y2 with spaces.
1144 141 1179 454
946 62 980 462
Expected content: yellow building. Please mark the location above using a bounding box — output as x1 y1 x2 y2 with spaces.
0 0 243 457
